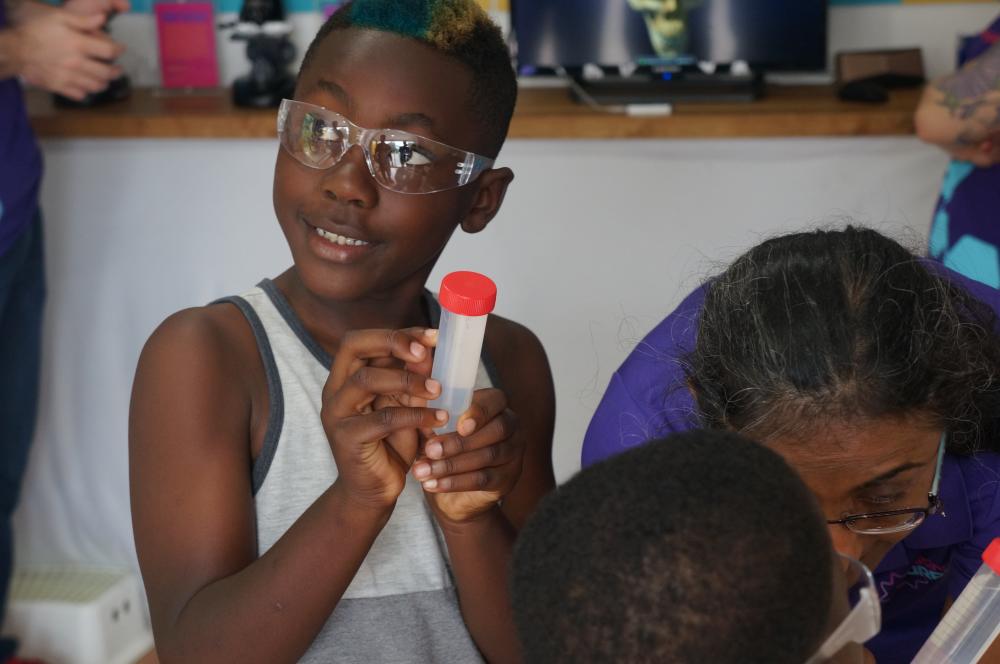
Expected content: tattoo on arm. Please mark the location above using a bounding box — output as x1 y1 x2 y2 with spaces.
936 40 1000 101
935 40 1000 142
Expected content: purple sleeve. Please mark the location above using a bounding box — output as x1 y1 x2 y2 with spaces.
947 453 1000 598
958 14 1000 65
581 285 707 467
925 260 1000 326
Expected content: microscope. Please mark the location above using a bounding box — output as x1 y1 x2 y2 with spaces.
228 0 296 108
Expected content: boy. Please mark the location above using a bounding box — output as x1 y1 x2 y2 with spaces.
129 2 555 662
512 430 876 664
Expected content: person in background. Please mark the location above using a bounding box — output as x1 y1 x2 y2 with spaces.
915 14 1000 288
513 429 877 664
0 0 126 660
583 226 1000 664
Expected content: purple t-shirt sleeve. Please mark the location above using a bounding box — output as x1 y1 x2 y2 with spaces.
958 14 999 65
0 1 43 257
947 453 1000 598
581 284 706 467
944 264 1000 320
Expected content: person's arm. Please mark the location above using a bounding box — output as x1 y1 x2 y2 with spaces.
130 311 444 663
915 40 1000 166
412 318 557 663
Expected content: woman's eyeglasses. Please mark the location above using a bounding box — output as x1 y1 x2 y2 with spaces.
826 432 947 536
277 99 494 195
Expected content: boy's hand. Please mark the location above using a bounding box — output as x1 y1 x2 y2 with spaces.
412 388 523 525
321 329 444 512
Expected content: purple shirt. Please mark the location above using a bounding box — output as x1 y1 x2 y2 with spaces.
582 265 1000 664
0 0 43 257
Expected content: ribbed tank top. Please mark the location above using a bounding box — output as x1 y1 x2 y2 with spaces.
217 279 498 663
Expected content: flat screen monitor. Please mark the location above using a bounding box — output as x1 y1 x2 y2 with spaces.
513 0 828 73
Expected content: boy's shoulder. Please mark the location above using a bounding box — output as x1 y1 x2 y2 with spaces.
149 301 254 354
484 313 548 375
483 313 553 415
138 301 262 395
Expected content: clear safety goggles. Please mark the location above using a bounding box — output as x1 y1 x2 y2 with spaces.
277 98 494 195
805 555 882 664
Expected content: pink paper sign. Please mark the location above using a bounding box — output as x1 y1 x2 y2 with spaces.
154 2 220 88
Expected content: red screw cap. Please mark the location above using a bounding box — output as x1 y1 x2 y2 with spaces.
438 271 497 317
983 538 1000 574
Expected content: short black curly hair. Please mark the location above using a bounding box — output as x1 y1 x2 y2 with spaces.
298 0 517 158
687 225 1000 454
511 430 835 664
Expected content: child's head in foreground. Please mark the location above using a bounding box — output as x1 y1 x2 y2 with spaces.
512 430 864 664
275 0 517 301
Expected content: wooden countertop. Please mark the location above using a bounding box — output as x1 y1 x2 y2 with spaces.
26 85 920 140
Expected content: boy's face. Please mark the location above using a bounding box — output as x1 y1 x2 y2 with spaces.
274 28 506 302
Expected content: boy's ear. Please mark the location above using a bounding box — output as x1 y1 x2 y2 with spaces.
461 167 514 234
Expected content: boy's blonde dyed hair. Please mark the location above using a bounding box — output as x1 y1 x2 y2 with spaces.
299 0 518 157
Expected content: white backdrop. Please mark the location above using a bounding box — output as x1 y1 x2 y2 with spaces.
13 136 949 577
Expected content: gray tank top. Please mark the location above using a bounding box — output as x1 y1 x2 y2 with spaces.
217 280 498 664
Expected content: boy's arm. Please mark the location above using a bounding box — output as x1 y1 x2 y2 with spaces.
416 318 556 663
914 39 1000 166
130 309 441 663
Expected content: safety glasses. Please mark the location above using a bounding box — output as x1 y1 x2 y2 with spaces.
277 99 494 195
805 555 881 664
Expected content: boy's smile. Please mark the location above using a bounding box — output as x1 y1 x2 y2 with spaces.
272 27 507 310
302 213 375 264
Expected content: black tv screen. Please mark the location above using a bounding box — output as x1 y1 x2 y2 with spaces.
513 0 828 72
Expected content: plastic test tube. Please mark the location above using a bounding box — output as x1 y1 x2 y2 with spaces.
912 538 1000 663
428 271 497 434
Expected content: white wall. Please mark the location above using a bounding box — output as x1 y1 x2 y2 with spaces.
14 135 949 574
829 3 999 78
109 3 1000 86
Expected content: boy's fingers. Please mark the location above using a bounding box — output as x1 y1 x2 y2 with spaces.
413 328 438 348
454 388 507 437
404 328 436 376
425 408 518 460
326 366 442 418
326 328 433 398
333 407 448 445
420 468 503 493
412 441 516 481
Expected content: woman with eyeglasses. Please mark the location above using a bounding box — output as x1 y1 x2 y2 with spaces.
582 226 1000 664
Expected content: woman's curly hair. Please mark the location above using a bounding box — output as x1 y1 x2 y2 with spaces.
687 226 1000 454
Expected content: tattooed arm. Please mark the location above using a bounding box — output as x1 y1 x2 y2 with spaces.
915 39 1000 166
